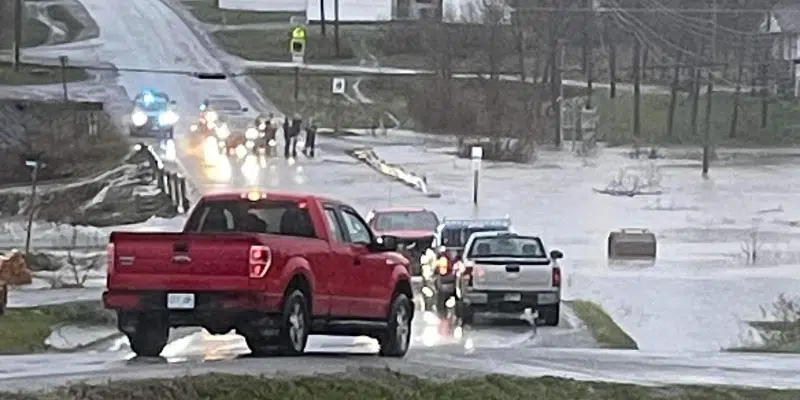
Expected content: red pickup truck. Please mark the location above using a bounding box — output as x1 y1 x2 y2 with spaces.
103 190 414 358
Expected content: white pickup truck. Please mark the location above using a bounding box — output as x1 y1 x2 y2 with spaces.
454 231 563 326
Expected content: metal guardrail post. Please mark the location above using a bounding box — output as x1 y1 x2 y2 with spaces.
178 177 190 213
165 172 174 199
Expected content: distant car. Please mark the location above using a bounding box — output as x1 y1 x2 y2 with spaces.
129 90 178 139
454 231 563 326
366 207 439 275
418 217 514 315
190 95 249 137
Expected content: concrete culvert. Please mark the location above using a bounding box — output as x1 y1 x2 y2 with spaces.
607 229 657 259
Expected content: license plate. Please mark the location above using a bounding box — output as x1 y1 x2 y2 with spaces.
504 293 521 302
538 293 559 304
166 293 195 309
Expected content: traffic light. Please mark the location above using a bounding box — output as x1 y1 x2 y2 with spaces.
291 39 304 54
289 26 307 62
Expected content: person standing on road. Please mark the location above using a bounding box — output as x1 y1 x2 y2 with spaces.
283 117 295 158
303 120 317 157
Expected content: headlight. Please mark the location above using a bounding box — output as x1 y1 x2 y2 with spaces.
258 123 266 130
131 111 147 126
245 127 259 139
216 125 230 139
158 110 179 125
268 139 276 147
206 111 217 123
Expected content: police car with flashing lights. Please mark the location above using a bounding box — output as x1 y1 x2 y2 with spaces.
129 90 179 139
453 231 564 326
418 217 514 315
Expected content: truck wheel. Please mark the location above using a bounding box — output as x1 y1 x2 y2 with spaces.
127 315 168 357
243 333 279 356
378 294 412 357
538 303 560 327
276 290 310 356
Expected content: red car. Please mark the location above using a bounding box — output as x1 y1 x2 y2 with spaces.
104 191 414 358
366 207 440 275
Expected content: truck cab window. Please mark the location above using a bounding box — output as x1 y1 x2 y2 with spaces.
191 200 316 238
197 206 234 232
340 209 372 244
324 208 345 242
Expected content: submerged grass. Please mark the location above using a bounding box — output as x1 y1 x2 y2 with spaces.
0 300 115 355
565 300 638 349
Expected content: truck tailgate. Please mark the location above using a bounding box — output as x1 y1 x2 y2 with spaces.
470 258 553 292
109 232 255 291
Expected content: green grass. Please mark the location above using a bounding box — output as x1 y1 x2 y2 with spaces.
593 88 800 147
727 320 800 353
47 4 84 42
0 18 50 49
182 0 303 25
8 371 800 399
213 25 375 63
250 73 410 129
0 301 115 355
0 62 88 85
564 300 638 350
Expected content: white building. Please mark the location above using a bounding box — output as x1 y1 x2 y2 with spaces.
220 0 511 23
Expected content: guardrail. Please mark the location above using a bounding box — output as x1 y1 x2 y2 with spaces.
133 143 191 213
348 148 441 198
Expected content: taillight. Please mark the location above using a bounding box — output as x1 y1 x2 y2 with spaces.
552 266 561 287
249 245 272 278
463 265 484 286
106 243 115 287
106 243 115 270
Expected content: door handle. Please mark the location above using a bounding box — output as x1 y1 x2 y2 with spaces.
171 255 192 263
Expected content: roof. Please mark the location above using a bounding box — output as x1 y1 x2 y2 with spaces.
201 190 338 203
370 207 431 213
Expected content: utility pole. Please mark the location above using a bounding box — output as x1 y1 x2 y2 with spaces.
702 0 717 178
552 40 564 149
632 37 642 141
12 0 23 70
293 67 300 116
334 0 340 57
319 0 327 36
24 158 43 259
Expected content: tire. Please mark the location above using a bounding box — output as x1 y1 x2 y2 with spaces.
276 290 310 356
538 303 560 327
379 294 413 357
126 314 168 357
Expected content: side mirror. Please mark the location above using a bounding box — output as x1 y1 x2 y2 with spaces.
242 107 249 112
372 235 398 252
550 250 564 260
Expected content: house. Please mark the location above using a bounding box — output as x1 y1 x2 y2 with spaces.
220 0 511 23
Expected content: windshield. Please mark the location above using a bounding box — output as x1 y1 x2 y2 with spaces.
468 236 545 258
207 99 242 111
138 99 168 112
441 226 509 248
373 211 438 231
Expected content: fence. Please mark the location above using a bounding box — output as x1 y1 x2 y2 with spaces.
133 143 191 214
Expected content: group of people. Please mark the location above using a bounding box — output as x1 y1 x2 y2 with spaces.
257 113 318 158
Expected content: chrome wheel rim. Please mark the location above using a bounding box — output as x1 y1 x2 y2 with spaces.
395 306 410 351
288 302 305 350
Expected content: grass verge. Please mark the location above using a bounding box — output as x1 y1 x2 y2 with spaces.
0 300 115 355
182 0 303 25
593 88 800 146
0 62 88 85
0 18 50 49
46 4 84 42
6 371 800 399
213 25 374 63
564 300 638 349
249 73 410 128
